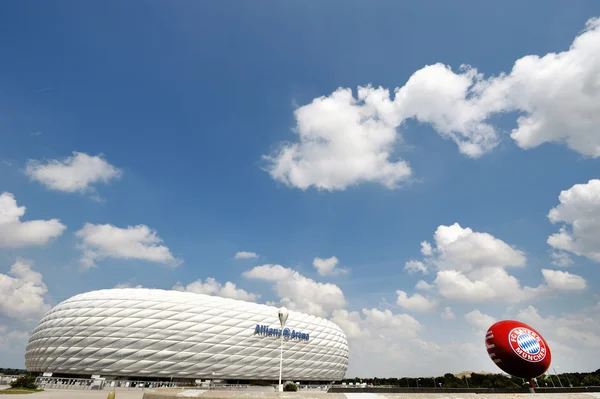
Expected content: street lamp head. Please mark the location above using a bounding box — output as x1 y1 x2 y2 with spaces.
278 307 289 328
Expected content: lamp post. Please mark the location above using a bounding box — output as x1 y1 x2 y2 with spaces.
278 307 289 392
553 367 564 388
548 373 556 388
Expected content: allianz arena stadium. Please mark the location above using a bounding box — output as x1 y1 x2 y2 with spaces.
25 288 349 382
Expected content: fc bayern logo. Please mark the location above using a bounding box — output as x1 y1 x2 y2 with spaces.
508 327 547 363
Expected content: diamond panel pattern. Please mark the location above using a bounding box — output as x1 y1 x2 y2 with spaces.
25 288 349 380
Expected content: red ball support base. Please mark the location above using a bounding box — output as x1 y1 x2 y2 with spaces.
529 378 535 393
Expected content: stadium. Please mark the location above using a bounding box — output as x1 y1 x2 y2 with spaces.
24 288 349 384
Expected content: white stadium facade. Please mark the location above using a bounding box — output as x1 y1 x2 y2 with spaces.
24 288 349 383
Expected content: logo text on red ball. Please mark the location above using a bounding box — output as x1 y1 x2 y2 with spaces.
508 327 547 363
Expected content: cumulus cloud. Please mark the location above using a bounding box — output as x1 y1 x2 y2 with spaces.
331 307 485 377
331 308 422 342
516 304 600 370
173 277 259 302
465 309 496 333
428 223 527 272
540 269 587 291
75 223 182 269
441 306 455 320
550 251 574 267
25 151 122 195
0 192 66 248
415 280 434 291
264 18 600 190
313 256 349 276
406 223 586 303
547 179 600 262
396 290 437 312
417 223 530 302
404 260 428 274
114 282 143 289
262 87 412 191
0 260 50 320
243 264 346 317
234 251 259 260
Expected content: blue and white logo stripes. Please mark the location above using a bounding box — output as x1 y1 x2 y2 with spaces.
517 333 540 354
509 326 547 363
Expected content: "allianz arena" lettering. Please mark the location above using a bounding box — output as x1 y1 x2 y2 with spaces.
254 324 309 341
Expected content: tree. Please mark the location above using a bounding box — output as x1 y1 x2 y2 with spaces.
9 374 38 390
283 382 297 391
583 375 600 387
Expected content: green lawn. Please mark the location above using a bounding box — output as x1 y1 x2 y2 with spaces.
0 388 44 395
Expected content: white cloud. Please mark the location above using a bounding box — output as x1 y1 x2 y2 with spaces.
540 269 587 291
504 18 600 155
516 304 600 370
243 264 346 317
404 260 428 274
396 290 437 312
114 282 143 289
262 87 412 191
234 251 259 260
550 251 574 267
313 256 349 276
264 18 600 190
25 151 122 195
331 308 422 342
420 241 433 256
406 223 586 304
427 223 527 272
0 192 66 248
331 307 486 377
411 223 534 302
465 309 496 333
173 277 259 302
243 264 294 281
75 223 182 269
0 260 50 320
441 306 455 320
415 280 434 291
547 179 600 262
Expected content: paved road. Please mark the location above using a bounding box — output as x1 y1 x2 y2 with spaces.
0 389 145 398
1 389 599 399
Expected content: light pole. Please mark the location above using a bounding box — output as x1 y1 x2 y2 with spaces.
548 373 556 388
553 367 563 388
278 307 289 392
565 373 573 387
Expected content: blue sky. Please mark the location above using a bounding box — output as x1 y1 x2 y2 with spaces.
1 1 599 377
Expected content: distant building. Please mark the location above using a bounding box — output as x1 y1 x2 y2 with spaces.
25 288 349 382
455 370 493 379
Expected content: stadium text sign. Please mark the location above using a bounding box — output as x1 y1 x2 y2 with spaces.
254 324 309 341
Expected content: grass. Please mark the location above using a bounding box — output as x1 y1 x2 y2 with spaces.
0 388 44 395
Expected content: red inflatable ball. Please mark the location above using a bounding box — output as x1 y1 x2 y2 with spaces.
485 320 551 379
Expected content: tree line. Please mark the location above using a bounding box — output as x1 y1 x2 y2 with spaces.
340 369 600 388
3 367 599 387
0 368 27 376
